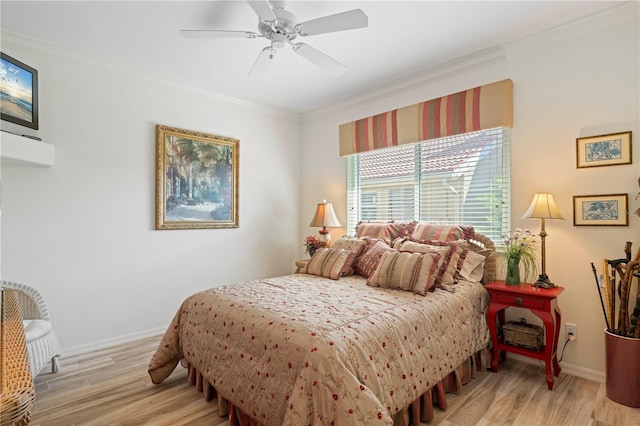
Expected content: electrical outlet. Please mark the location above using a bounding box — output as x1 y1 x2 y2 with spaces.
566 323 577 340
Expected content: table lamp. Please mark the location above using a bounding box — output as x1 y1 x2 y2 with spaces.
522 193 564 288
309 199 341 245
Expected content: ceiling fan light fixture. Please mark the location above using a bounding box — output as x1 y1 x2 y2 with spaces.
271 33 286 49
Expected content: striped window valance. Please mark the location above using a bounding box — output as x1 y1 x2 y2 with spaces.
339 79 513 156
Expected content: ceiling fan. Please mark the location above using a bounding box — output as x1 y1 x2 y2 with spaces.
180 0 368 77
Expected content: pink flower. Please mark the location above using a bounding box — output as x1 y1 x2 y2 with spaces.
304 235 326 255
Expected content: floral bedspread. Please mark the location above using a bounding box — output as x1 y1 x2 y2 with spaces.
148 274 490 425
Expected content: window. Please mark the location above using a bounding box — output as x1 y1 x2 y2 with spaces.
347 127 511 243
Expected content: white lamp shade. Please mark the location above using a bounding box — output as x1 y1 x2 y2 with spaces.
522 193 564 220
309 200 341 228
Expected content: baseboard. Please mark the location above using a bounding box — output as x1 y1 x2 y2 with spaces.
62 326 167 358
509 353 605 383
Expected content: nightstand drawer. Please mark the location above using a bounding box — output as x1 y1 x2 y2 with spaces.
495 293 545 309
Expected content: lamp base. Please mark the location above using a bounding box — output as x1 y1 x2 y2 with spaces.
533 273 557 289
318 227 332 246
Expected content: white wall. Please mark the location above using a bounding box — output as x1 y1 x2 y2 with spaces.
1 32 303 354
301 3 639 379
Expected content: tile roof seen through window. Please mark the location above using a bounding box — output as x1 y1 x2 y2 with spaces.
359 131 496 180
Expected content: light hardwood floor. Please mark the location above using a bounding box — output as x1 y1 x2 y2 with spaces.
30 335 640 426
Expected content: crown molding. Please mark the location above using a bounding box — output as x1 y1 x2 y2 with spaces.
1 30 301 124
345 47 507 111
304 46 507 121
503 1 639 60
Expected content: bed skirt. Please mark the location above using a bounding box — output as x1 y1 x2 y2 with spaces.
182 347 490 425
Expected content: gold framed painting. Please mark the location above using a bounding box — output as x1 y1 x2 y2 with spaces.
156 125 239 230
576 131 632 168
573 194 628 226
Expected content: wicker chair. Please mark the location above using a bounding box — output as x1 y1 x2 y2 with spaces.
1 281 61 377
1 289 36 426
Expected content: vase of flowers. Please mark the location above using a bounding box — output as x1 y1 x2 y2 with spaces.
502 228 538 286
304 235 323 257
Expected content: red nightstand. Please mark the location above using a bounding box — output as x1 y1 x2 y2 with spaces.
485 280 564 390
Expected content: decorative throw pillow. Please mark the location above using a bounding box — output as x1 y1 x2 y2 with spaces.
303 248 357 280
367 250 441 295
415 239 471 285
394 240 451 288
353 239 395 278
460 225 476 240
367 250 415 290
410 223 465 242
391 238 405 250
331 237 367 276
332 237 367 256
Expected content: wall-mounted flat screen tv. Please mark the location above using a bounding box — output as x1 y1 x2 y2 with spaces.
1 52 39 130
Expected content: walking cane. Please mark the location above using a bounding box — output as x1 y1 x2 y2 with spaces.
591 262 610 331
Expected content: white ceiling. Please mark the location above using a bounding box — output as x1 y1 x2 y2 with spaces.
0 1 626 113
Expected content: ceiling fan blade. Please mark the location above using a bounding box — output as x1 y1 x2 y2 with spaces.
180 30 260 39
296 9 368 36
247 0 276 22
249 47 276 77
293 43 345 76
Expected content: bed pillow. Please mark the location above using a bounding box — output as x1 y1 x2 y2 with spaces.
458 249 486 282
303 248 357 280
367 250 441 295
410 223 465 242
353 239 395 278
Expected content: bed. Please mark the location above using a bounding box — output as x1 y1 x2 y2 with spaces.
149 224 496 425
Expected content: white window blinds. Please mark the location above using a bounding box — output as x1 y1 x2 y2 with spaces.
347 127 511 243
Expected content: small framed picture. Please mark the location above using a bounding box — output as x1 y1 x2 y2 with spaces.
573 194 628 226
576 131 632 168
